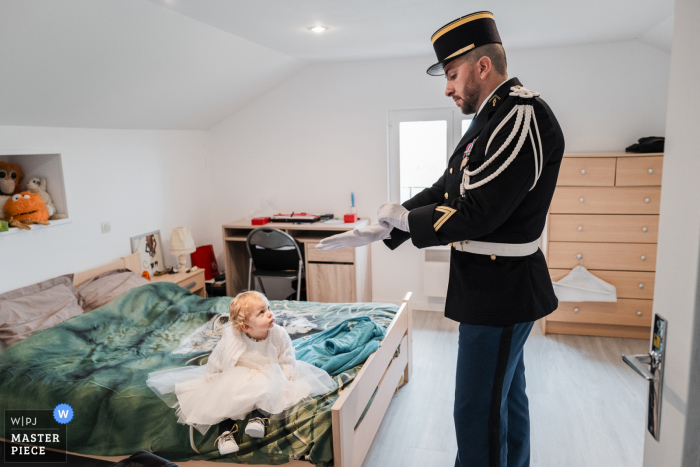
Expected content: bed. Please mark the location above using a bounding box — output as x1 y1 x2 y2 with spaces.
0 253 413 467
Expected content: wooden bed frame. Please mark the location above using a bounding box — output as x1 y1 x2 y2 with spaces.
72 252 141 287
7 254 414 467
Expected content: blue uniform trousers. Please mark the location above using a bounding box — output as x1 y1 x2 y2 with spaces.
454 321 534 467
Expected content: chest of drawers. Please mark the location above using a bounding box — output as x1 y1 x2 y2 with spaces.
542 152 663 339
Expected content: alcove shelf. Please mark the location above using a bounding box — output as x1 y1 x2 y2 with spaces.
0 152 71 236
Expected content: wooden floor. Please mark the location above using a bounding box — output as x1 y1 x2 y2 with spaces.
363 310 649 467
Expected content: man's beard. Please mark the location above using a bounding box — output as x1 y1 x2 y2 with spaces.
457 75 481 115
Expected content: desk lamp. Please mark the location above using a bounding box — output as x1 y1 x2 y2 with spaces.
170 227 196 272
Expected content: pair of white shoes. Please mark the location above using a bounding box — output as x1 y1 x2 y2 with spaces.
217 418 269 455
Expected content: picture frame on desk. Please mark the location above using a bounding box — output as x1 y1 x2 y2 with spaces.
130 230 165 277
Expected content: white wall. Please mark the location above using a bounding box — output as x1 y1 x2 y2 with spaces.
0 40 672 306
207 39 671 309
0 125 213 294
642 0 700 465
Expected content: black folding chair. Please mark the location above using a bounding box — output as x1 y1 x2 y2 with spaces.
246 227 304 301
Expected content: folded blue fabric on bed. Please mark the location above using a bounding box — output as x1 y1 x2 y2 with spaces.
295 316 386 375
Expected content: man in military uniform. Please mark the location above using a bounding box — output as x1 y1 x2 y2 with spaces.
318 11 565 467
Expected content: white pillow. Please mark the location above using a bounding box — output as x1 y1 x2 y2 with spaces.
77 269 149 312
0 281 82 350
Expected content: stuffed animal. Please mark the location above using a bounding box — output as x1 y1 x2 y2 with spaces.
4 192 50 230
0 162 22 196
26 177 63 219
0 163 22 218
0 195 8 220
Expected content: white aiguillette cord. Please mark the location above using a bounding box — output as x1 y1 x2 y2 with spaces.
461 86 544 196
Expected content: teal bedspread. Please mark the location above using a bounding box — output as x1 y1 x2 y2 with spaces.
0 283 398 465
296 317 386 375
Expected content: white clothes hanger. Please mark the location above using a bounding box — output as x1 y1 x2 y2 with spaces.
551 261 617 302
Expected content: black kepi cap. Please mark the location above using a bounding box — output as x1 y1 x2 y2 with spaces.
427 11 502 76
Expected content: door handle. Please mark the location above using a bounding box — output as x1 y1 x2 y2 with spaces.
622 353 654 381
622 315 667 441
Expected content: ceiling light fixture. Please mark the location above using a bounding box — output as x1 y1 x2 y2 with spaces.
309 26 328 33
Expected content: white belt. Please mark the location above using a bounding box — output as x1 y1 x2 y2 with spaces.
450 239 539 258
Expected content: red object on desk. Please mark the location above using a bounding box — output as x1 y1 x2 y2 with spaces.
344 214 358 223
252 217 270 225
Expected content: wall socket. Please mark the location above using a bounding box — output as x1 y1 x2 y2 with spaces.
101 221 111 234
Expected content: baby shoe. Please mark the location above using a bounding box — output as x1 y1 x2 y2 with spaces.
216 429 239 455
245 417 269 438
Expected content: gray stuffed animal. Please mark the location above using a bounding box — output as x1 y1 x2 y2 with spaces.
26 177 65 219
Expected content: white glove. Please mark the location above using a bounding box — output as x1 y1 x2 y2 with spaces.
315 223 391 251
377 202 410 232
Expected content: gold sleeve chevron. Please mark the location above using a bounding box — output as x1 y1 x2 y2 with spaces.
434 206 457 231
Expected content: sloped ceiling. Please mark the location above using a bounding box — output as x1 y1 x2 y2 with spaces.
0 0 303 130
147 0 674 60
638 15 674 54
0 0 673 130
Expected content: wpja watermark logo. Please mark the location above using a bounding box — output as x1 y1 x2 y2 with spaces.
4 405 72 463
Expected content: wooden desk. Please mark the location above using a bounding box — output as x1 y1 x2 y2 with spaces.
222 218 372 302
151 268 206 297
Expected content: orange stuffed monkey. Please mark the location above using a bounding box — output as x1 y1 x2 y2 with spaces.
0 162 22 196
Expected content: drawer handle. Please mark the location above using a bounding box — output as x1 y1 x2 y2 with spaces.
183 281 197 290
648 169 654 174
639 283 644 289
574 307 580 313
645 198 650 203
642 227 648 232
578 226 583 231
575 254 582 259
637 311 643 316
641 255 646 261
579 198 585 203
581 169 586 174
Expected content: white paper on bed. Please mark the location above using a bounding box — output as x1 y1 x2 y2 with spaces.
551 265 617 302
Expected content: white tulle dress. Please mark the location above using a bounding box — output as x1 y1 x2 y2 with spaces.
147 323 336 434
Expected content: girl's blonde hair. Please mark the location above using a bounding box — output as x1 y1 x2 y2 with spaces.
228 291 270 332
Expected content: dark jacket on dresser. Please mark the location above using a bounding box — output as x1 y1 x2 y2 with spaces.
384 77 566 326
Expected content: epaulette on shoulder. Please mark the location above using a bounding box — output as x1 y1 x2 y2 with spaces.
509 86 540 100
460 85 544 195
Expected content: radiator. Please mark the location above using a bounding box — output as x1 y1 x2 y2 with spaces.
423 247 450 298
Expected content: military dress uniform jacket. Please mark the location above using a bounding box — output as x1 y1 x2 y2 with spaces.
384 77 565 326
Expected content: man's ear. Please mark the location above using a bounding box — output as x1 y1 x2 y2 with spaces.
477 56 493 79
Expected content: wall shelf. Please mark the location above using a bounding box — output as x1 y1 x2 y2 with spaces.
1 152 69 236
0 218 73 237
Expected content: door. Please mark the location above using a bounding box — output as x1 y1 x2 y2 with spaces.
625 3 700 466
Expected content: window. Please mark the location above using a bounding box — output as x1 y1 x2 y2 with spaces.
462 118 472 137
399 120 446 203
388 108 472 203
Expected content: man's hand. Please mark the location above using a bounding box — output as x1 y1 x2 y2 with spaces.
377 202 410 232
315 223 392 251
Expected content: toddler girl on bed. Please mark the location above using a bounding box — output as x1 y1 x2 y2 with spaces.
146 291 335 455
